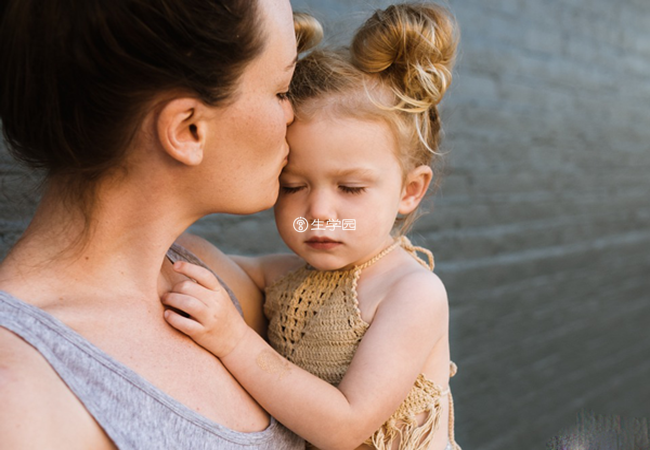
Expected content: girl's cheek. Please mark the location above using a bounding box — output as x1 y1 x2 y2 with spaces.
277 208 294 229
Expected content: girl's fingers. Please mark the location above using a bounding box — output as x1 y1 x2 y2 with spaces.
172 261 221 290
169 279 229 309
161 292 208 320
164 309 204 336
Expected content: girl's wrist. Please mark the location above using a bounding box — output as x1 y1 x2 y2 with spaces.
219 322 257 361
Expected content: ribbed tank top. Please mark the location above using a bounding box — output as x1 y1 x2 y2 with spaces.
0 244 303 450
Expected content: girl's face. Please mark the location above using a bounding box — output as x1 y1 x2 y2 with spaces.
275 115 411 271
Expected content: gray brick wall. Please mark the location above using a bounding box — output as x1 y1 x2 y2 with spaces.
2 1 649 448
0 146 40 254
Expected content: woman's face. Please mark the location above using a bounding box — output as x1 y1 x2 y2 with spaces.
202 0 297 215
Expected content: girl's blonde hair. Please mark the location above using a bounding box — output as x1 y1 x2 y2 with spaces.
293 12 324 54
289 3 459 233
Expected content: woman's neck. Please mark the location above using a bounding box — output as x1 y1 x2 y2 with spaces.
0 176 196 306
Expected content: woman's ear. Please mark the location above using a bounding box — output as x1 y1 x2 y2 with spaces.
398 165 433 214
156 98 208 166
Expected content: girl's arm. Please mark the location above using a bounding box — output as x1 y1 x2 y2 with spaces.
162 260 449 449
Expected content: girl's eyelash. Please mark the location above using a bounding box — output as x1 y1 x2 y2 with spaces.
281 185 365 194
281 186 303 194
339 186 365 194
277 91 289 101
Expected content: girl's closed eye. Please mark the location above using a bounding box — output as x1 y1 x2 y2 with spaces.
277 91 289 101
339 185 366 194
281 185 304 194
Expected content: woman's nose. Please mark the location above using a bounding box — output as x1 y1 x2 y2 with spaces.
284 100 294 126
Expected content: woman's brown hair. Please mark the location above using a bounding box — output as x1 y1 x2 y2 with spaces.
0 0 264 203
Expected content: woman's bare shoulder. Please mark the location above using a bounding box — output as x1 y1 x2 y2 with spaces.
0 327 113 448
0 326 56 392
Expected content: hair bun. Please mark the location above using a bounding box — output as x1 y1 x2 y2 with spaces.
294 12 323 54
351 3 458 109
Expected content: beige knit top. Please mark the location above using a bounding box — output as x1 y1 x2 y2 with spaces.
264 237 460 450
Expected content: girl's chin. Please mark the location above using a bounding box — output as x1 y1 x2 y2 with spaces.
302 257 354 272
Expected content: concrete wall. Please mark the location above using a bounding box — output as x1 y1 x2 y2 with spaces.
1 0 649 448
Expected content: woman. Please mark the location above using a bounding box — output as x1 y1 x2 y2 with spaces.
0 0 314 448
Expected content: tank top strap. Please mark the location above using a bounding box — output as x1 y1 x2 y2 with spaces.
0 291 303 449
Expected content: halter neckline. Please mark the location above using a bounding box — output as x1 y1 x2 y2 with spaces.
354 238 402 271
355 236 435 272
303 236 434 273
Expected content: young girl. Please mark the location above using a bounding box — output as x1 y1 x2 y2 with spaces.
163 4 460 449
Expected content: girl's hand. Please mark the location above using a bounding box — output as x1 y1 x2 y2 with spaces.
161 261 248 358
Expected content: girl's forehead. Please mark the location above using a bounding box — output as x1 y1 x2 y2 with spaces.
289 115 399 157
284 117 403 178
290 113 392 137
282 163 380 180
287 117 391 157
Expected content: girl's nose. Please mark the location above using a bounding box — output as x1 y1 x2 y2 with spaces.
307 190 336 223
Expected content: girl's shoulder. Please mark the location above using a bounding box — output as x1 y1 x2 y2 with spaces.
233 253 305 291
372 264 449 350
385 252 448 313
258 254 306 290
359 247 448 326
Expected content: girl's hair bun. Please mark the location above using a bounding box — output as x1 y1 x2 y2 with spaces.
351 3 458 110
294 12 323 54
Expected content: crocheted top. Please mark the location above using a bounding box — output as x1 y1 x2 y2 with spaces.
264 236 460 450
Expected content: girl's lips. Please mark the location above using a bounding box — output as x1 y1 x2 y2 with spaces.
305 237 341 250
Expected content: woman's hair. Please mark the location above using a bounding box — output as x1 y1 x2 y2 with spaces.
0 0 265 208
289 3 459 233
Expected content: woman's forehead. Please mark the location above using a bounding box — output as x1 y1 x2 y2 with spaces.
256 0 297 68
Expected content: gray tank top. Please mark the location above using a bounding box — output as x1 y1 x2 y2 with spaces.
0 244 304 450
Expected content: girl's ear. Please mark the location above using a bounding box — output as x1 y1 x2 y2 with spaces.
398 165 433 214
156 98 208 166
